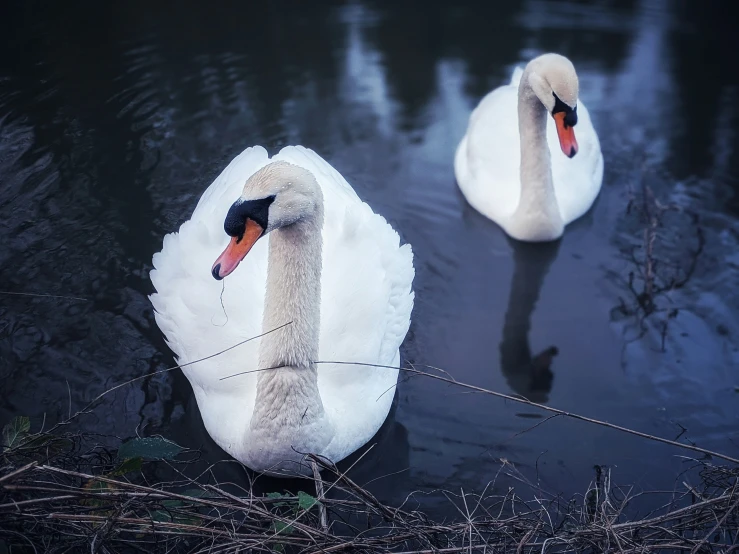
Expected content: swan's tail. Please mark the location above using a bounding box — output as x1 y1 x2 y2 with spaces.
509 66 524 86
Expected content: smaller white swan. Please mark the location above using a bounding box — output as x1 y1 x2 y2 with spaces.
454 53 604 242
150 146 414 477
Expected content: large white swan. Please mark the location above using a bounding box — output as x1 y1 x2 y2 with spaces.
149 145 415 477
455 53 604 242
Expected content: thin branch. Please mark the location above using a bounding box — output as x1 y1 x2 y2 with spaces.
315 360 739 466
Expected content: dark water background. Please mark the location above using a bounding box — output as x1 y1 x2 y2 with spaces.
1 0 738 517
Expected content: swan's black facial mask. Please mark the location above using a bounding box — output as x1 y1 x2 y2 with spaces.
212 195 276 280
551 92 578 158
223 195 275 240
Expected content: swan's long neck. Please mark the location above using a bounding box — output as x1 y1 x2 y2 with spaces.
510 73 564 240
250 202 326 430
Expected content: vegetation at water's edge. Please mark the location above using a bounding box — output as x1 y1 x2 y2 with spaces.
1 415 738 553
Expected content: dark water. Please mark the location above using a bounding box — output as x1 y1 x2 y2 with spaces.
1 0 738 517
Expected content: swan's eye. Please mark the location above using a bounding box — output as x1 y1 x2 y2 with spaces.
224 195 276 239
552 92 578 128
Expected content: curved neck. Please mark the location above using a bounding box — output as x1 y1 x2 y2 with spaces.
511 72 563 238
252 199 325 427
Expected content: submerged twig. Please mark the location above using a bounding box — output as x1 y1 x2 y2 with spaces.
0 291 89 302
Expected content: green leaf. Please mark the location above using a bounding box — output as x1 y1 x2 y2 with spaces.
151 509 173 523
2 416 31 450
13 433 73 459
297 491 320 511
266 491 290 507
273 520 294 535
109 457 143 476
117 437 183 461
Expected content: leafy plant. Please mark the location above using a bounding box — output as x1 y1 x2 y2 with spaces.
117 437 184 461
264 490 321 541
297 490 320 510
2 416 30 450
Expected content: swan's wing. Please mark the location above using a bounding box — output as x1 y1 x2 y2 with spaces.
274 146 415 453
456 84 523 220
150 145 273 387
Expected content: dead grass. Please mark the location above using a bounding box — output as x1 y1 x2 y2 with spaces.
1 408 737 553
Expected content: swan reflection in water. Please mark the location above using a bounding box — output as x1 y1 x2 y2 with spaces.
499 239 561 404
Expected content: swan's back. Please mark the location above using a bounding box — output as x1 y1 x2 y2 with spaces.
150 146 414 462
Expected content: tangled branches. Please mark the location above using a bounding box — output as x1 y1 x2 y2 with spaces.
1 422 737 553
612 170 705 349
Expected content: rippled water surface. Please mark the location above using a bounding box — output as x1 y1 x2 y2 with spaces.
1 0 738 515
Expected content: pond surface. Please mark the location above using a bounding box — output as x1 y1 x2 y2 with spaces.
1 0 738 517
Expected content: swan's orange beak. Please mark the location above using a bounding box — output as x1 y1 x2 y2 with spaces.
211 219 264 280
553 112 578 158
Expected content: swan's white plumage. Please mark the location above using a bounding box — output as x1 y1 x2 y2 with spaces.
150 145 414 467
455 64 604 235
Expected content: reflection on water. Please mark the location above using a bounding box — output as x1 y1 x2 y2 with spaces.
500 240 561 404
1 0 738 517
